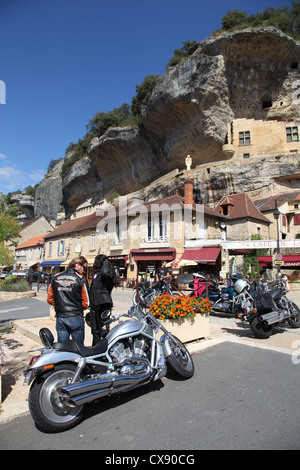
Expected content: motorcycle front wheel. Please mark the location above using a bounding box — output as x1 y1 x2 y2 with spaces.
250 316 272 339
166 335 194 379
29 363 85 433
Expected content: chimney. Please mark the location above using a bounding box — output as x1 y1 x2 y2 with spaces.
184 179 194 205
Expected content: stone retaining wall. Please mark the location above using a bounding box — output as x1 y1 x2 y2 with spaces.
0 291 36 302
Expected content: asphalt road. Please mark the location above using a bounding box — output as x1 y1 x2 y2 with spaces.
1 342 299 450
0 297 50 326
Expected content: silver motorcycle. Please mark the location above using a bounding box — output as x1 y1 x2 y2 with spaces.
24 306 194 433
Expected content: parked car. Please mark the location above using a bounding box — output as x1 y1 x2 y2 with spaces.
10 270 27 277
25 271 52 283
0 271 9 279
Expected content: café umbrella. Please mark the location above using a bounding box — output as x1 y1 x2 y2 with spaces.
166 259 197 267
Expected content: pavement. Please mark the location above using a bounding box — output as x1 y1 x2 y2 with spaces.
1 287 300 425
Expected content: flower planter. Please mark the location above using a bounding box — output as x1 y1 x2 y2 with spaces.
157 314 209 343
289 281 300 291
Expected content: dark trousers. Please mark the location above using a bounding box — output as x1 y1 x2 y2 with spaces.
90 304 111 346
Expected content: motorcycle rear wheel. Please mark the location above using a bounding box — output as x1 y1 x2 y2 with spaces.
29 363 85 433
167 335 194 379
287 302 300 328
250 316 272 339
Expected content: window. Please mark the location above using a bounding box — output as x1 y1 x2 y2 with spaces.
294 214 300 226
91 233 95 250
48 242 52 256
57 240 60 256
239 131 251 145
113 221 122 245
243 153 250 158
159 214 168 241
286 126 299 142
147 216 155 240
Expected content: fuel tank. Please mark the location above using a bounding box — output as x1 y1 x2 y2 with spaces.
106 319 143 342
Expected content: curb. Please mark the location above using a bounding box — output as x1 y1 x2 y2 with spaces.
12 319 41 343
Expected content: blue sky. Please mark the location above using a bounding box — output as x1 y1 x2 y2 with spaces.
0 0 291 195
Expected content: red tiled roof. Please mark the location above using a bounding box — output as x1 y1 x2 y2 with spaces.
43 212 107 239
214 193 270 223
16 234 47 249
254 191 300 212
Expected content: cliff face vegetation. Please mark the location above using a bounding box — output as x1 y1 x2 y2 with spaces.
35 28 300 219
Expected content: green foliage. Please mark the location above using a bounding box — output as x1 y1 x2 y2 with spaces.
24 183 39 197
218 2 300 39
288 270 300 281
109 192 120 202
87 103 136 136
221 10 248 30
58 2 299 181
168 40 199 67
0 275 29 292
47 159 62 174
61 76 162 178
243 235 269 280
131 75 161 117
0 193 20 245
0 243 14 266
61 104 139 179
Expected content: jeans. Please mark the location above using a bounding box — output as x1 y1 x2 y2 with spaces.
56 316 85 344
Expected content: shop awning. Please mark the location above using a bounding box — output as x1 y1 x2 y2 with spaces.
180 247 221 265
258 255 300 268
108 255 128 262
258 256 272 268
39 260 66 267
130 248 176 261
281 255 300 267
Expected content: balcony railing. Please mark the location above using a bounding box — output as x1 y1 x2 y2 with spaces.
142 236 170 243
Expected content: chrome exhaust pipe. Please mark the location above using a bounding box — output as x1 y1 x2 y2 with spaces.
59 358 152 406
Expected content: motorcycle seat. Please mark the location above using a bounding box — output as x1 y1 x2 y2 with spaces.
52 338 108 357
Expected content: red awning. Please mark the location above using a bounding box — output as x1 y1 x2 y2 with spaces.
282 255 300 267
258 255 300 268
258 256 273 268
180 247 221 265
130 248 176 261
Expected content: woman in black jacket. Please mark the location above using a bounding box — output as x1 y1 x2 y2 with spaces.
89 254 116 345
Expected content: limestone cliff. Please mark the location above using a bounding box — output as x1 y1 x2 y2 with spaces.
36 27 300 219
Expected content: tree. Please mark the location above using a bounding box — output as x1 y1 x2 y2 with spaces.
131 75 161 117
168 40 199 67
0 242 14 266
0 193 20 265
217 3 300 40
47 159 62 173
243 234 268 280
86 103 135 137
222 10 248 30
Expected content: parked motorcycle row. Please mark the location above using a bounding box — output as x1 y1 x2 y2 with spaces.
24 271 300 433
133 271 300 340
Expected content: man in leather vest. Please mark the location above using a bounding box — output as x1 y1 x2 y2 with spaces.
47 256 89 344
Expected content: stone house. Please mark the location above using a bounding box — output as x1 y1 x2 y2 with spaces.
255 191 300 240
186 192 271 276
223 118 300 160
15 234 47 271
41 212 106 276
39 180 273 281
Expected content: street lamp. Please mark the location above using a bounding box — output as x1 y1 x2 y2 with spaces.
273 199 281 277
